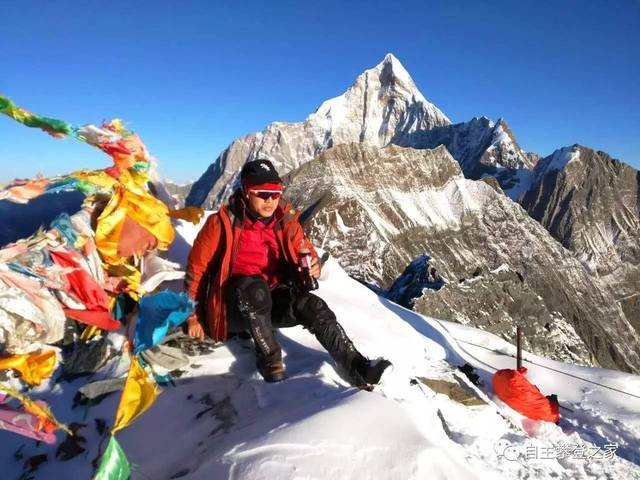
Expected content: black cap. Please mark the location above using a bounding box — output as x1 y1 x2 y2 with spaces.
240 159 282 187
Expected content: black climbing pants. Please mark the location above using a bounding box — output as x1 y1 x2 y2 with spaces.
225 275 365 374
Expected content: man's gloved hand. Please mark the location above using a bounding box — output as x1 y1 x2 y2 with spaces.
187 315 205 340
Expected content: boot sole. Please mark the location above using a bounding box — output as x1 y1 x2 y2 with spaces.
263 372 285 383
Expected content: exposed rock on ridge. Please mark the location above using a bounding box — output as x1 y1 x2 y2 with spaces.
398 116 538 198
388 258 593 366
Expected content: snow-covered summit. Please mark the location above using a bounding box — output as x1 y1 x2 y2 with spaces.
531 145 581 185
311 53 450 142
186 54 450 209
486 118 537 170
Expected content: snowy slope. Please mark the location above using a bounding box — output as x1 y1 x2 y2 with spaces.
1 219 639 479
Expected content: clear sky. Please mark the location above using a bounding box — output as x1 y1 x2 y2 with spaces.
1 0 638 183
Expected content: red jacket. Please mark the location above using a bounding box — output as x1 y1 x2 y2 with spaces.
185 192 317 341
231 216 284 287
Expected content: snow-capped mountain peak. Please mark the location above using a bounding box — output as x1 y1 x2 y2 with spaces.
186 54 451 209
532 145 581 184
310 53 450 145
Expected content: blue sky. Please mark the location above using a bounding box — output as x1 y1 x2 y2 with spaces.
1 0 638 182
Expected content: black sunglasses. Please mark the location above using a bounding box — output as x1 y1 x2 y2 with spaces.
249 190 282 200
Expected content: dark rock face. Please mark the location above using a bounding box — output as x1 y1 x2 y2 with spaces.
284 143 640 372
392 264 593 366
386 255 445 308
186 54 450 209
284 143 462 288
519 145 640 335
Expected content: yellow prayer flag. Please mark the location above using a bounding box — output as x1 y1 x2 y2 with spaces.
111 355 159 434
0 350 57 386
168 206 205 225
104 263 142 301
96 180 174 264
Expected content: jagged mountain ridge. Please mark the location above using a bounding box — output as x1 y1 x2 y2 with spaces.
282 143 640 373
186 54 450 209
400 116 537 177
397 116 540 200
519 145 640 333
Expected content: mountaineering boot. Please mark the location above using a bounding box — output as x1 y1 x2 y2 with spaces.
353 356 392 385
258 359 285 383
296 294 390 387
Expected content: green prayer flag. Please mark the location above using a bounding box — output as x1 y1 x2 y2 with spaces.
94 436 131 480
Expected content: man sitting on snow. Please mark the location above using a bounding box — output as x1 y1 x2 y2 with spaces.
184 159 390 386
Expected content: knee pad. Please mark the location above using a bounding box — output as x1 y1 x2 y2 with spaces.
297 294 336 329
234 277 272 313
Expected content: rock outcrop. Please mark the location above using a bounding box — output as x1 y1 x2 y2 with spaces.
388 258 593 366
